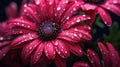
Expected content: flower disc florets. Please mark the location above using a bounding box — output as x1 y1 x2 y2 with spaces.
37 20 60 41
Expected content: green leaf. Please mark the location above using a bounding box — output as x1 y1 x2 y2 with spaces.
95 17 105 28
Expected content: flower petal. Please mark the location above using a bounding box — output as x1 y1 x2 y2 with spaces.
54 0 69 22
5 2 18 19
62 15 91 29
98 42 110 67
44 41 55 60
30 43 44 64
22 4 41 23
7 27 34 35
46 0 55 18
0 46 10 60
61 2 81 23
58 27 92 42
58 31 80 42
85 10 97 24
73 62 90 67
8 18 36 30
67 43 83 57
0 41 10 48
54 39 70 58
0 34 13 41
34 0 48 20
108 0 120 4
87 49 102 67
81 3 97 11
54 55 66 67
101 4 120 16
11 33 38 48
34 0 41 5
75 25 91 32
21 39 41 61
97 7 112 26
107 42 119 67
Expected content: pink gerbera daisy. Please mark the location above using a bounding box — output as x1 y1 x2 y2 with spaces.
73 42 120 67
8 0 92 67
72 0 120 26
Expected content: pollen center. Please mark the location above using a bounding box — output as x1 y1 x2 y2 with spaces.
84 0 105 5
37 21 60 41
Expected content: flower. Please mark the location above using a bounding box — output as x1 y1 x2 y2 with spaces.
72 0 120 26
5 2 18 19
5 1 32 19
8 0 92 66
73 42 120 67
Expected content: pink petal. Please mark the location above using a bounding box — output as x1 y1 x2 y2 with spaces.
101 4 120 16
67 43 83 57
44 41 55 60
22 4 41 23
98 42 110 67
8 18 36 30
73 62 90 67
0 41 10 48
97 7 112 26
0 22 8 32
0 46 10 60
71 27 92 41
34 0 48 20
58 27 92 42
5 2 18 19
21 39 41 61
34 0 41 5
108 0 120 4
85 10 97 24
61 15 91 29
107 42 119 67
58 30 81 42
11 33 38 48
0 35 13 41
0 23 13 40
75 25 91 32
46 0 55 18
7 27 35 35
54 39 70 58
87 49 102 67
81 3 97 11
30 43 44 64
61 2 81 23
54 0 69 22
54 55 66 67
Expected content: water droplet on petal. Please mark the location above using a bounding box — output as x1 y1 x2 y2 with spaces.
57 7 61 11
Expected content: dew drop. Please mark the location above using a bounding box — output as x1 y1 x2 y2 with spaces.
57 7 61 11
76 19 80 22
0 37 4 40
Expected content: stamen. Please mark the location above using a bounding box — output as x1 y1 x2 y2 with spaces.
37 21 60 41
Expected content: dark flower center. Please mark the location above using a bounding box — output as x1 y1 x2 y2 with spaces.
37 21 60 41
84 0 105 5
